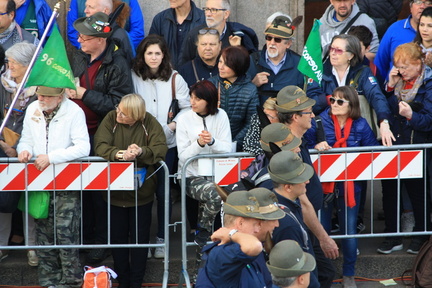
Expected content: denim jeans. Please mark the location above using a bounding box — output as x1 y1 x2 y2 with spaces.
321 184 361 276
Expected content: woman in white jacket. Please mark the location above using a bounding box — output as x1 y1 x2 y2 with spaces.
176 80 232 246
131 34 190 258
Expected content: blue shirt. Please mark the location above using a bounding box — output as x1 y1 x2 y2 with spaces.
374 16 416 82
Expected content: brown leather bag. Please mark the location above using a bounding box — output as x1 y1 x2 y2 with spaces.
2 127 20 146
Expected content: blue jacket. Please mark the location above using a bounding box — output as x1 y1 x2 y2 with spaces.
67 0 144 49
196 241 272 288
15 0 52 39
178 54 219 87
386 68 432 144
181 21 259 66
247 47 327 112
374 16 416 82
208 75 259 150
149 1 205 69
321 61 392 124
272 194 320 288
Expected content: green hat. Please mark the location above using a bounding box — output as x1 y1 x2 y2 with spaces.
265 16 302 39
268 150 314 184
36 86 65 96
73 12 113 38
275 85 315 113
267 240 316 278
260 123 301 153
224 188 284 220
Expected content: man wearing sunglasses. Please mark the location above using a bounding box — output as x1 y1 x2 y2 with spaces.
320 0 379 62
180 0 258 66
247 14 327 114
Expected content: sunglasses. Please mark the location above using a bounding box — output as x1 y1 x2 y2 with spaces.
265 35 288 43
198 28 219 35
329 47 346 55
202 7 227 14
329 97 350 106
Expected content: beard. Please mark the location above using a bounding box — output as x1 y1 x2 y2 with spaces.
267 47 279 59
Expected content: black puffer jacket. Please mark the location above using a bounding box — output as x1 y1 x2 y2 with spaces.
71 39 133 119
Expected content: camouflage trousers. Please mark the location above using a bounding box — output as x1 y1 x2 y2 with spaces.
186 177 222 232
35 191 82 288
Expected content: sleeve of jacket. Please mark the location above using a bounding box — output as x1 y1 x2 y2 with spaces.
136 115 168 166
305 79 327 115
374 30 392 81
127 0 145 49
180 27 200 66
176 113 204 165
209 110 233 153
16 105 36 155
359 67 391 122
93 112 119 161
82 58 133 117
67 0 80 49
234 85 259 144
149 11 162 35
358 118 380 146
409 80 432 132
37 0 53 38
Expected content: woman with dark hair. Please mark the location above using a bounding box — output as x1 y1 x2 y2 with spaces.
208 45 259 151
132 34 190 258
321 34 395 147
307 86 379 288
176 80 232 246
414 7 432 60
94 93 167 288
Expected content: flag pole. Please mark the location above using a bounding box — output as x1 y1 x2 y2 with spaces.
0 1 62 136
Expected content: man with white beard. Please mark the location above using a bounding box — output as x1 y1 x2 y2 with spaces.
247 14 326 111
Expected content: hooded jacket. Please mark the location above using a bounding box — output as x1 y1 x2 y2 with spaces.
319 3 379 56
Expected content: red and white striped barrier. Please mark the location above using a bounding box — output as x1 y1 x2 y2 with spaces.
311 150 423 182
0 162 134 191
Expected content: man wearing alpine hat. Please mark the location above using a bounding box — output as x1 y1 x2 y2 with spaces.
195 188 285 288
267 239 317 288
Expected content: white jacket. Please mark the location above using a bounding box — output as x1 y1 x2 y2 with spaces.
132 70 191 148
177 109 232 178
17 98 90 164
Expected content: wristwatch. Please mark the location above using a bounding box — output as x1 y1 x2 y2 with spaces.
381 119 389 125
228 229 238 240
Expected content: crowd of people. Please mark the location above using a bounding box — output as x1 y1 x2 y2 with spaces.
0 0 431 287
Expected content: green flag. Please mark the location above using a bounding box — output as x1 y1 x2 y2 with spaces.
298 19 323 85
25 26 75 89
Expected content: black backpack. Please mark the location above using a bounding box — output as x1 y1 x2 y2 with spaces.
402 236 432 287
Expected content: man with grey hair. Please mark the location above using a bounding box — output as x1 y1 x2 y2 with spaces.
267 240 316 288
17 86 90 288
247 14 326 111
181 0 258 65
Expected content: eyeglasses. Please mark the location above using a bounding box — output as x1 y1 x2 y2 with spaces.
299 111 314 115
78 34 97 41
0 11 8 16
329 46 346 55
115 104 129 118
198 28 219 35
412 0 432 6
202 7 227 14
329 97 350 106
265 35 288 43
265 113 277 120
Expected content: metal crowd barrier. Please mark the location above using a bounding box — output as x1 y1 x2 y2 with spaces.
0 156 170 288
177 145 432 286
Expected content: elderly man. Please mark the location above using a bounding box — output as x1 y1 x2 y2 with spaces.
247 14 326 111
195 188 285 288
267 240 317 288
69 11 132 264
374 0 432 82
319 0 379 62
67 0 136 65
178 28 221 87
269 150 319 288
181 0 258 66
67 0 144 50
0 0 38 49
17 86 90 288
275 86 338 288
149 0 205 68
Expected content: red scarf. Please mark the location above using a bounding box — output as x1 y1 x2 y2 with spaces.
321 115 356 208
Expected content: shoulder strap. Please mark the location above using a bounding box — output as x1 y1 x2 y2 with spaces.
322 12 363 62
171 72 178 100
191 59 200 83
350 65 367 89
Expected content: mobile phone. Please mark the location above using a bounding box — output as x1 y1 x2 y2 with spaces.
232 31 244 37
